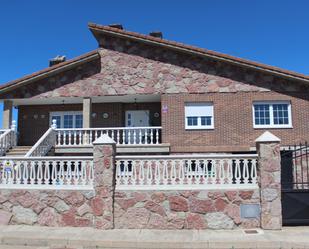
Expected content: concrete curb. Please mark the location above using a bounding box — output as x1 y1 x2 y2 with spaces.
0 226 308 249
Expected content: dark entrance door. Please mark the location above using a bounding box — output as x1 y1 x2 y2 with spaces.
281 143 309 225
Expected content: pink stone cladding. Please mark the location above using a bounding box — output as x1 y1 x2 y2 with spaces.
1 35 308 151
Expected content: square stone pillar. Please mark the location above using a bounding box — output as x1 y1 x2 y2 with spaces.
93 134 116 229
83 97 92 128
256 131 282 230
2 100 13 129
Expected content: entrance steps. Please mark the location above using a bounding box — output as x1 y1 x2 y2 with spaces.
4 146 32 157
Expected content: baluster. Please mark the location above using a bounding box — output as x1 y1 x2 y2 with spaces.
132 161 137 186
95 130 98 141
150 128 154 144
36 161 42 185
128 129 131 145
73 131 77 145
139 160 145 186
133 129 137 145
66 161 72 185
22 161 29 185
116 130 120 145
227 160 233 185
146 161 152 186
30 161 35 185
235 159 241 185
171 160 177 185
115 160 121 186
243 159 249 185
154 160 160 185
81 161 87 186
156 128 159 144
124 161 129 186
122 129 126 145
251 159 257 185
89 161 94 186
51 161 57 185
138 129 142 145
74 161 79 185
78 130 82 145
162 160 169 185
59 161 64 185
111 129 115 141
88 131 92 145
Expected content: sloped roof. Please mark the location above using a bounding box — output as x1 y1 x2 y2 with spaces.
89 23 309 83
0 50 99 93
1 23 308 95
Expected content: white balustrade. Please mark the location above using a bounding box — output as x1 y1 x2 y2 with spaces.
0 157 93 189
0 125 17 156
55 127 162 146
115 154 258 190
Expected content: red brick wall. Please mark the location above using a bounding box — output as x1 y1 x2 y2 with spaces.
161 91 309 153
18 102 161 145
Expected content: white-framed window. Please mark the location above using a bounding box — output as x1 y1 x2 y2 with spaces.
185 102 214 130
252 101 292 128
50 111 83 129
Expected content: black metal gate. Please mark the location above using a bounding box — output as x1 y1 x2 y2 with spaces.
281 142 309 225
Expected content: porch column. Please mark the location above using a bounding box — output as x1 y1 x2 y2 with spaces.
2 100 13 129
83 97 92 128
256 131 282 230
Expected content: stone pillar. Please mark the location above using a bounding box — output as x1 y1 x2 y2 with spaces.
93 134 116 229
83 97 92 128
255 131 282 230
2 100 13 129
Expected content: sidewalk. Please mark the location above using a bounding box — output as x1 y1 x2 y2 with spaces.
0 225 309 249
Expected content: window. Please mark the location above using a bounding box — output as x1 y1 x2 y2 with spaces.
50 112 83 128
253 101 292 128
185 103 214 129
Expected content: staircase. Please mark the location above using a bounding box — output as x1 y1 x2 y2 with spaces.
4 146 32 157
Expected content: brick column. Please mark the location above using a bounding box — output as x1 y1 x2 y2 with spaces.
255 131 282 230
2 100 13 129
93 134 116 229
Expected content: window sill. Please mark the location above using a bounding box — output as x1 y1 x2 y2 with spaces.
185 127 214 130
253 125 293 129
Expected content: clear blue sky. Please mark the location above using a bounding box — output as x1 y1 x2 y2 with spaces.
1 0 309 127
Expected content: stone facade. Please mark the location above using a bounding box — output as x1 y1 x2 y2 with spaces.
0 133 285 230
0 189 96 226
2 37 308 100
114 189 260 229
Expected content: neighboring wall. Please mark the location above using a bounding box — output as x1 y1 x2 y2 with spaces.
162 92 309 153
18 102 161 145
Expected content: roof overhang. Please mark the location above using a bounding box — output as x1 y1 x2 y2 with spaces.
0 50 99 95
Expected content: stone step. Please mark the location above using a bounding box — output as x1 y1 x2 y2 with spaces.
0 245 48 249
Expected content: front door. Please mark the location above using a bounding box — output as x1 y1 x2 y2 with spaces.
125 110 150 144
125 110 149 127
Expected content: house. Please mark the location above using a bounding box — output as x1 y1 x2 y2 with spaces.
0 23 307 230
0 23 308 156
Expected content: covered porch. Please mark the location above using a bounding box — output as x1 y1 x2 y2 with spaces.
2 94 169 155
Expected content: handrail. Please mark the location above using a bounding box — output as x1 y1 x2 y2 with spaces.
25 128 56 157
0 156 93 160
0 129 17 156
116 153 258 160
55 126 162 131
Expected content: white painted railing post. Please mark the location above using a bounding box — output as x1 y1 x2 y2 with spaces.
51 119 57 129
10 120 16 131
